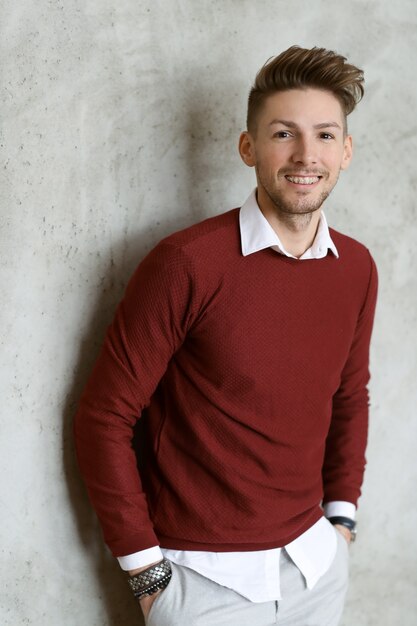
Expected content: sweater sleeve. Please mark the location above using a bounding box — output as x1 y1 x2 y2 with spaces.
73 242 196 557
322 250 378 508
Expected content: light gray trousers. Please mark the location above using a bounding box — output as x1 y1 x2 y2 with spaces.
146 531 349 626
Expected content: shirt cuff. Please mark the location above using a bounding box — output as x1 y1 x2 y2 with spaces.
324 501 356 520
117 546 164 571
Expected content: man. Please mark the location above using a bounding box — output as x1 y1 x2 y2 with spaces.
74 45 378 625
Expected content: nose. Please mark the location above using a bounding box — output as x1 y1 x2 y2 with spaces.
291 136 318 165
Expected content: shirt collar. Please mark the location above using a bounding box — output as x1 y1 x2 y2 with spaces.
239 189 339 260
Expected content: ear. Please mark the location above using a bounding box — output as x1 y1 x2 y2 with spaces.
238 131 256 167
340 134 353 171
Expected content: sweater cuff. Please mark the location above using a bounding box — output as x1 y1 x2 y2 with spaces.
117 546 164 571
324 501 356 520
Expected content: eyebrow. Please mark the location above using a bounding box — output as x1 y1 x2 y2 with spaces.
269 119 342 130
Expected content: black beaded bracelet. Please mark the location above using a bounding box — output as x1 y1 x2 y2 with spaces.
134 573 172 600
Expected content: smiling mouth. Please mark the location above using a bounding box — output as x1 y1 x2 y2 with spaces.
285 175 322 185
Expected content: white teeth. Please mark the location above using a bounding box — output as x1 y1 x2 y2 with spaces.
286 176 319 185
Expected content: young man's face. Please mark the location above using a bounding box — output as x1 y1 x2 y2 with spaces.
239 88 353 218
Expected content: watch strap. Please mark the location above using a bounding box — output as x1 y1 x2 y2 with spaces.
328 516 357 541
327 516 356 531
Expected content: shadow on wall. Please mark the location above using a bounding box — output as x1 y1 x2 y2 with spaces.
62 71 233 625
63 255 147 625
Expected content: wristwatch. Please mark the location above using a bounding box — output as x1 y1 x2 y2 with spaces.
328 516 357 542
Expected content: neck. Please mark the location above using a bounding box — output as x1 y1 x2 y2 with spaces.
257 191 322 258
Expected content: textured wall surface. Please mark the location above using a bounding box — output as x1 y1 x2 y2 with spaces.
1 1 416 624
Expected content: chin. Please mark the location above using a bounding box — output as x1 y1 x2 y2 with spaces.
274 200 326 215
280 193 330 215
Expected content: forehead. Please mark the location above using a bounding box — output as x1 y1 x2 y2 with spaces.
259 88 345 127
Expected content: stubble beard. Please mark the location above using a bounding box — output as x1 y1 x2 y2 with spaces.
257 167 340 228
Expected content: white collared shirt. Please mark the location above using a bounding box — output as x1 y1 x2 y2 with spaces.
240 188 339 260
118 190 354 602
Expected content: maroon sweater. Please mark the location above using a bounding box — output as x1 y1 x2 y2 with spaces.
74 208 378 557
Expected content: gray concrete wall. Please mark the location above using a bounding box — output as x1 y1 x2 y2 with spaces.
1 1 416 624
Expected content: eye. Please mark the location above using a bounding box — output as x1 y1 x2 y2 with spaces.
273 131 292 139
320 132 335 140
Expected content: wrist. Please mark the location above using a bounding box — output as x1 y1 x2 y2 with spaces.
127 558 172 601
328 515 357 542
334 523 352 543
